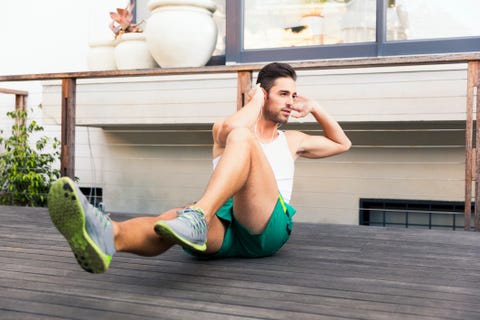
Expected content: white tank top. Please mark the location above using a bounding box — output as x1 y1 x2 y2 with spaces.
213 130 295 203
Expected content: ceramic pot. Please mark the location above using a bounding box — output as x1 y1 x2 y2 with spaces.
114 32 158 69
87 39 117 71
145 0 218 68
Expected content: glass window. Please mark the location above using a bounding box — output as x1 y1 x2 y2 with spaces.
386 0 480 41
243 0 376 50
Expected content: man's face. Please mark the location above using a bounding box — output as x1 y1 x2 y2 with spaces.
263 77 297 124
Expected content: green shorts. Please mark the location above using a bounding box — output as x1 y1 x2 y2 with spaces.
184 195 296 259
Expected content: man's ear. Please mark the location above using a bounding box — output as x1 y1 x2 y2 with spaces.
262 87 268 99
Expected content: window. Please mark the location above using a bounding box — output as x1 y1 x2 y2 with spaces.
228 0 480 63
243 0 376 49
134 0 480 64
387 0 480 41
359 198 474 230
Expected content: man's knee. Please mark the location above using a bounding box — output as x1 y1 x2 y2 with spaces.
226 127 255 146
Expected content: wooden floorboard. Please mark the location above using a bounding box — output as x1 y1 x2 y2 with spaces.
0 205 479 320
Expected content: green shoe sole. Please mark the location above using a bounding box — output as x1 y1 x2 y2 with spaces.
47 177 111 273
154 221 207 252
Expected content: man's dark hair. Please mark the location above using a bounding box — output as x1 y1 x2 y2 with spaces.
256 62 297 92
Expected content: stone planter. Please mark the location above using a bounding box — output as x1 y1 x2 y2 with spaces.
114 32 158 70
145 0 218 68
87 40 117 71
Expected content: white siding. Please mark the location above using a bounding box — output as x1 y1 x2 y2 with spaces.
42 74 238 126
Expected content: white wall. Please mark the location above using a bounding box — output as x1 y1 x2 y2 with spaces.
2 0 126 75
1 0 126 128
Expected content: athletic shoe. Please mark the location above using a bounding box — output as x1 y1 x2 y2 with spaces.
47 177 115 273
154 207 208 252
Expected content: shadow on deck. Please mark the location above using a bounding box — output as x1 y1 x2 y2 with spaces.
1 205 479 320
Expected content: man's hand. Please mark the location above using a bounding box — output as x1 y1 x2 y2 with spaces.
291 95 320 118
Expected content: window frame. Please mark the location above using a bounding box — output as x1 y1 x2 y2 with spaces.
225 0 480 64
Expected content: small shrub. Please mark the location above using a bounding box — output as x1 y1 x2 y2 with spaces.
0 107 60 206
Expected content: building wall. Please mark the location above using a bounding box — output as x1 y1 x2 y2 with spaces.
39 64 469 224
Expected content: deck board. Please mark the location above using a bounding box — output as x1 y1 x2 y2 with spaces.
0 205 479 320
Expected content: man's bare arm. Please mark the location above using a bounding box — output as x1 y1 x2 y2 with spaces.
290 95 351 159
213 84 265 148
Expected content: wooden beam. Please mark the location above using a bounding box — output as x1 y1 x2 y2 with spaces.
465 61 478 231
60 78 76 179
0 88 28 96
0 52 480 82
237 71 252 110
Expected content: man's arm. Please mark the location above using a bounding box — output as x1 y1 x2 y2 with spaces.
213 84 265 148
288 95 351 159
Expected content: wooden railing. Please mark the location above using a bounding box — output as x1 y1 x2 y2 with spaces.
1 52 480 230
0 87 28 130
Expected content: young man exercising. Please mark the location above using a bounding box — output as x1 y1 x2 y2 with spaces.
47 62 351 273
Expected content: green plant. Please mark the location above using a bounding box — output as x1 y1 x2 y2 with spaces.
109 2 143 38
0 106 60 206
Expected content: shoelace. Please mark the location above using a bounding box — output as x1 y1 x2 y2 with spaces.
178 208 207 235
92 202 111 228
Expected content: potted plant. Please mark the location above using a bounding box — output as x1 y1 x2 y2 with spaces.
110 2 157 69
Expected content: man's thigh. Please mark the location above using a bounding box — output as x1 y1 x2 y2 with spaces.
232 140 280 234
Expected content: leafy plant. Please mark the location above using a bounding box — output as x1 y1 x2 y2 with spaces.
0 107 60 207
109 2 143 38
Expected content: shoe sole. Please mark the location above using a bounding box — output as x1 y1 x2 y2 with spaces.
154 221 207 252
47 177 111 273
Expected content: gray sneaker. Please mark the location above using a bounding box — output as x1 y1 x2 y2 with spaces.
47 177 115 273
154 207 208 252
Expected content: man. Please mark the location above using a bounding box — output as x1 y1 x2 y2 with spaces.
47 62 351 273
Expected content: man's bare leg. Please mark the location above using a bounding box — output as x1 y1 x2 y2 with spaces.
154 127 279 254
103 127 278 256
113 209 178 256
194 127 279 233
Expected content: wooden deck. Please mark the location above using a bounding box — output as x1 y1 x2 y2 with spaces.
1 205 479 320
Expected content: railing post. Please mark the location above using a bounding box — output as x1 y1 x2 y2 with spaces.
465 61 479 231
60 78 76 179
237 71 252 110
475 62 480 231
14 92 27 134
0 88 28 133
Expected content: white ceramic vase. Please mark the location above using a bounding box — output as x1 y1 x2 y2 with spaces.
87 40 117 71
114 32 158 70
145 0 218 68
